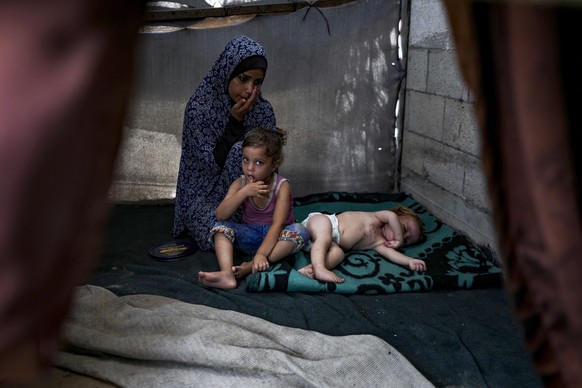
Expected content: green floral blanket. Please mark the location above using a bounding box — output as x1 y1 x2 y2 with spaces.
246 192 502 294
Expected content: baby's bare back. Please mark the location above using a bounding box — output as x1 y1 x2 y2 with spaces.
336 211 386 250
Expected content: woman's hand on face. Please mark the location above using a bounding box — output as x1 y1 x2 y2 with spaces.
231 86 259 121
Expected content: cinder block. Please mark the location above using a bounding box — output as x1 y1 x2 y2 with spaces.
443 99 481 156
402 132 430 176
406 48 428 92
409 0 454 50
427 50 467 100
404 90 444 141
462 154 491 210
422 143 465 194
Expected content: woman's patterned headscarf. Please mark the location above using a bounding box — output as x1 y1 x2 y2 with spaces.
173 35 276 250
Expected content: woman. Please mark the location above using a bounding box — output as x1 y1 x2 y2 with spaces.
173 35 276 250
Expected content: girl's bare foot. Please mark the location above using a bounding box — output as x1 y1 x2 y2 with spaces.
198 270 237 289
297 264 314 278
313 267 344 283
232 261 253 279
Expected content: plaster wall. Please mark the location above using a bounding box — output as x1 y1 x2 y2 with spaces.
400 0 498 252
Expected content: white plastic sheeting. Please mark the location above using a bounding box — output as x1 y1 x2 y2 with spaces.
117 0 404 200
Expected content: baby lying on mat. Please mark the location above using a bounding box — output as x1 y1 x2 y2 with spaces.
299 206 426 283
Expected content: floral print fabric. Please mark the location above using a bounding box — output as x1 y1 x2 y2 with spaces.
172 35 276 250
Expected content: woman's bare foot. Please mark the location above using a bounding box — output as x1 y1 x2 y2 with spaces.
232 261 253 279
198 270 237 289
297 264 314 278
313 267 344 283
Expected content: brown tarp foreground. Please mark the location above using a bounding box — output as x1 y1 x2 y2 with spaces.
444 1 582 386
0 0 146 382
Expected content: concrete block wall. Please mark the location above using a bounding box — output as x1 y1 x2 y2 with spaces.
400 0 498 252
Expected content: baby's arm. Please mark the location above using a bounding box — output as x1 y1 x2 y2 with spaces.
374 245 427 272
375 210 404 248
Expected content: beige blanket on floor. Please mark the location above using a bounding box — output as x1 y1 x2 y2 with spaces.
57 285 433 388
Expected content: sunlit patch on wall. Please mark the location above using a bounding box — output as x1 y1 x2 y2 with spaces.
142 1 191 33
147 1 190 10
187 15 256 29
142 1 257 33
140 24 185 33
205 0 261 7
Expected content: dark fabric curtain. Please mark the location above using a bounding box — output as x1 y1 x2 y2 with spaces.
443 1 582 386
0 0 146 381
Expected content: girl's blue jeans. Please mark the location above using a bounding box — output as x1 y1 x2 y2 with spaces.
209 221 308 255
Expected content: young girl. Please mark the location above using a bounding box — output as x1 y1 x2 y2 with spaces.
198 127 308 289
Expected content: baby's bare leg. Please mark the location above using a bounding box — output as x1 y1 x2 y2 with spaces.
297 264 314 278
326 242 345 268
307 215 344 283
298 242 344 278
199 233 237 289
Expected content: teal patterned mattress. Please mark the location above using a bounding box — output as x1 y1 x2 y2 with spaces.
247 192 502 294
